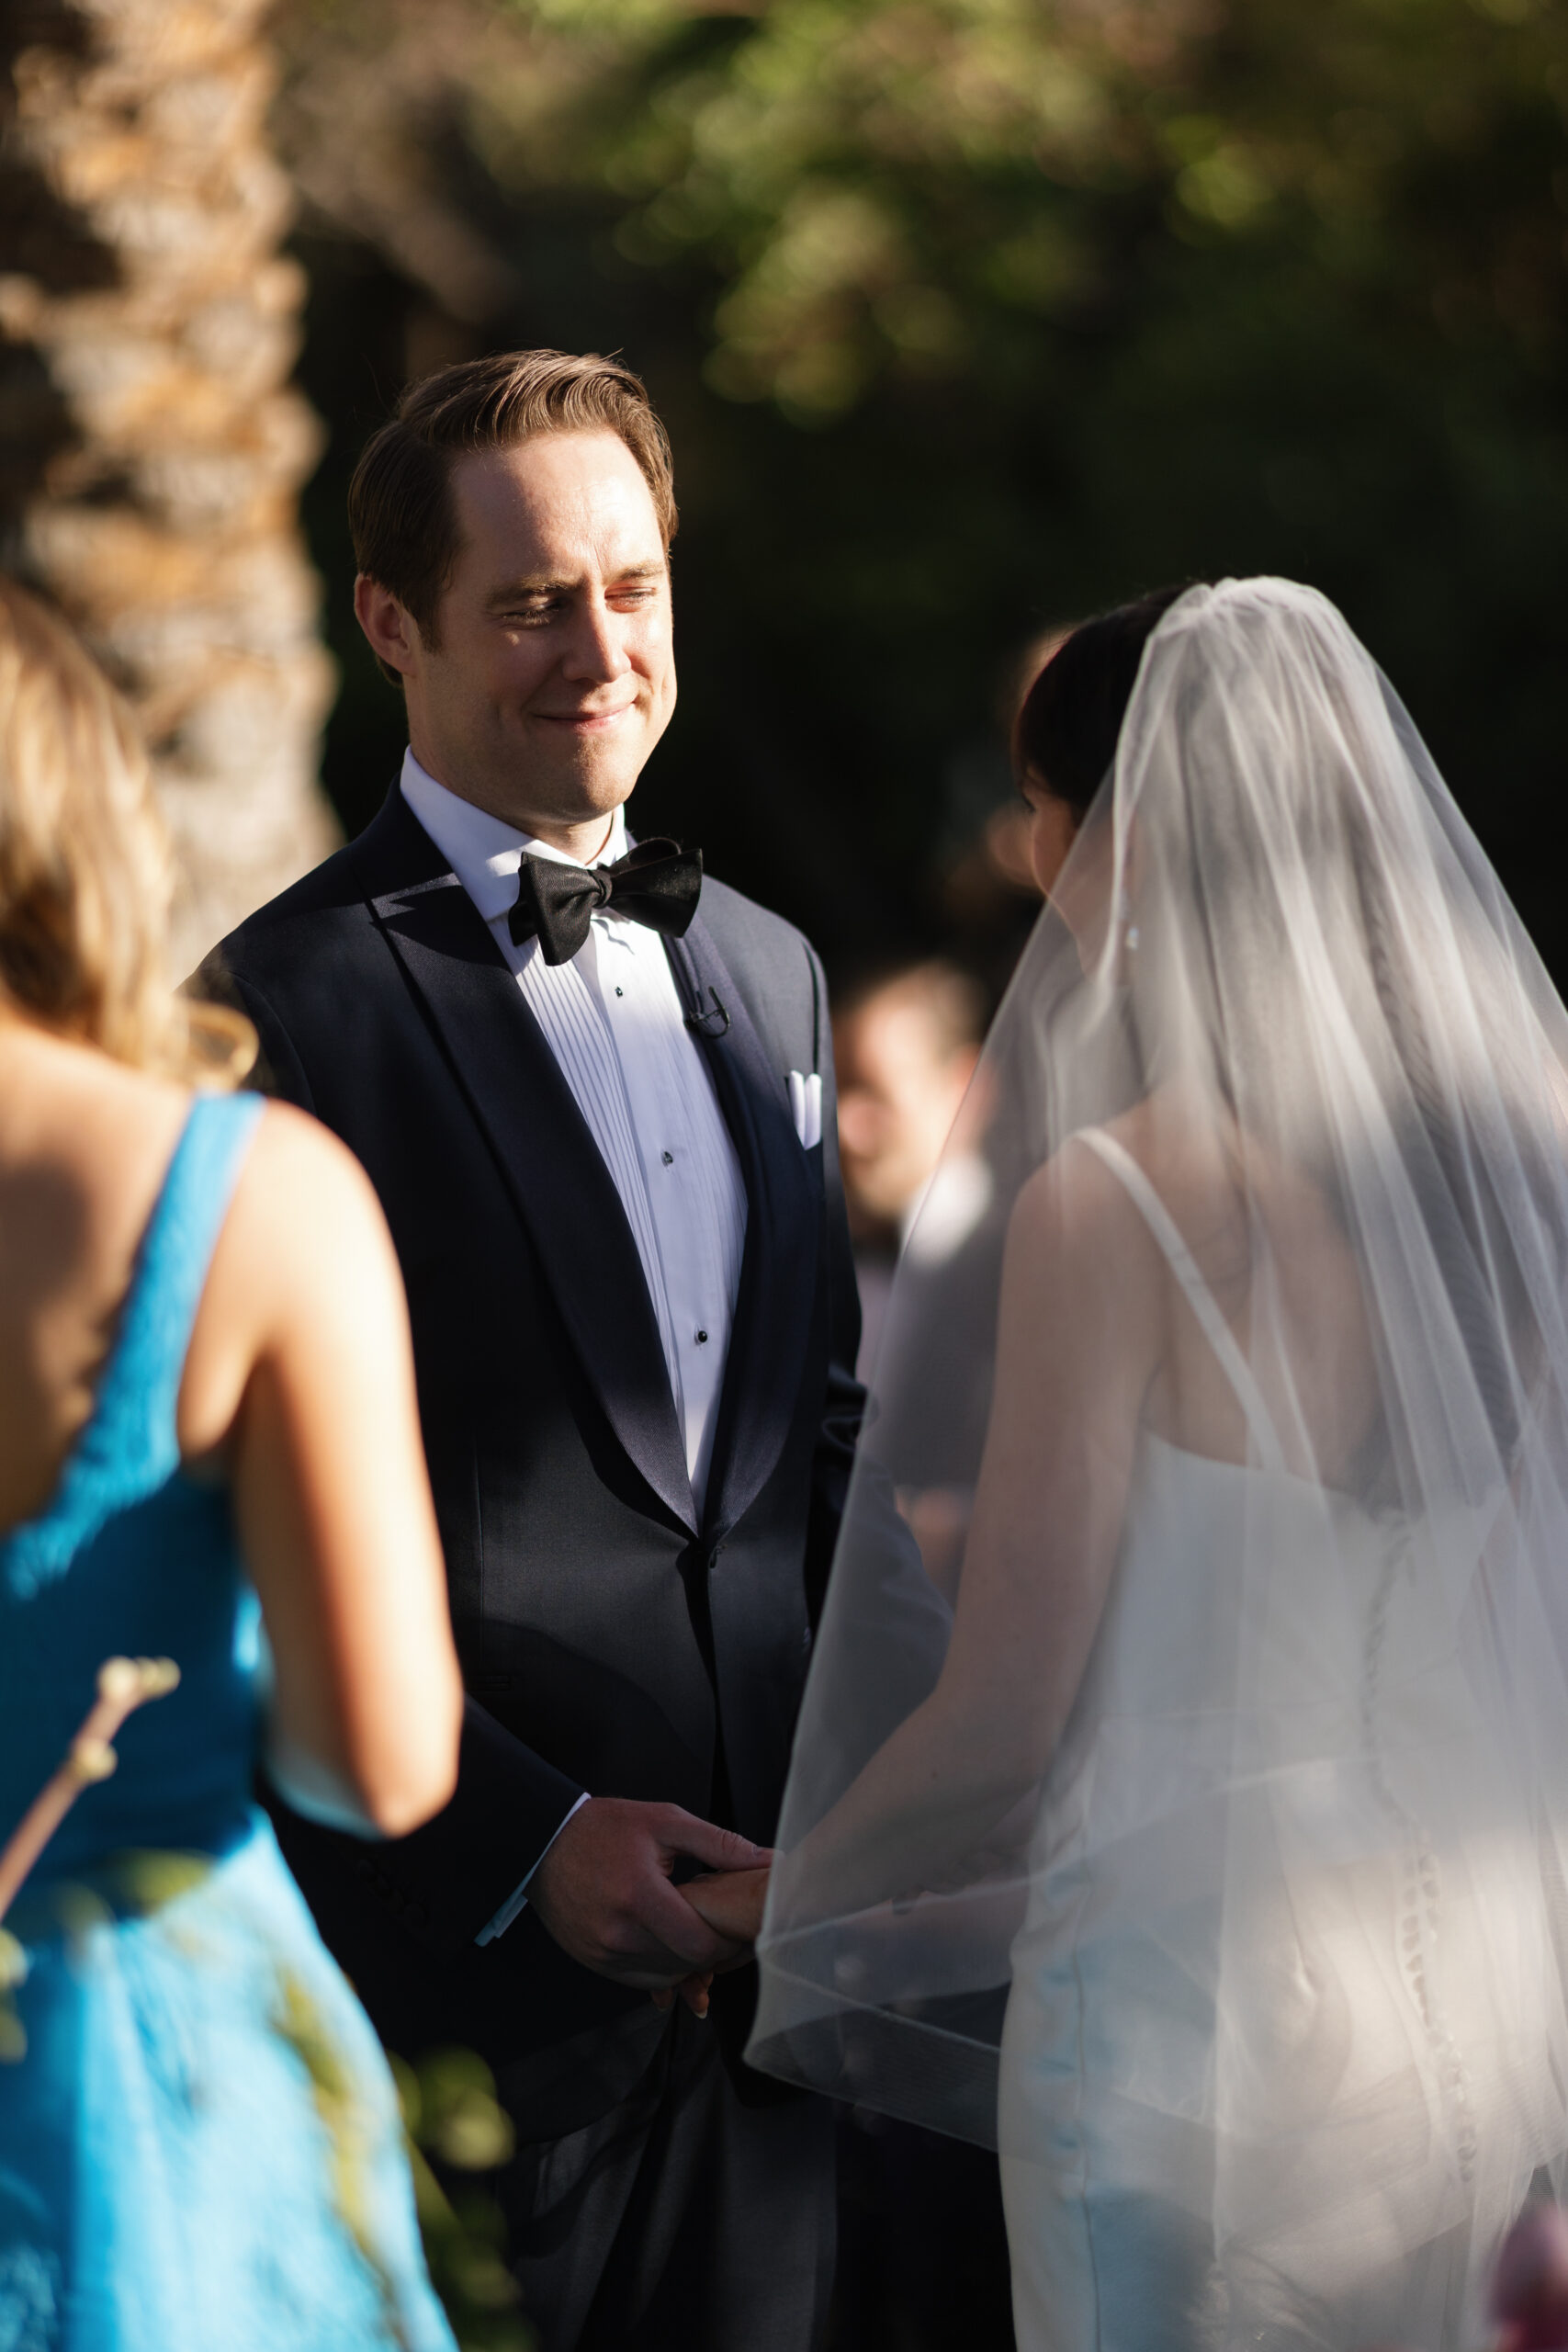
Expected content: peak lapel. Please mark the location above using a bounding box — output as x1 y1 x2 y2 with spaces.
669 917 819 1542
351 801 696 1534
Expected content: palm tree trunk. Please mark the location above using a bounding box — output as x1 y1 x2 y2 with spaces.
0 0 337 974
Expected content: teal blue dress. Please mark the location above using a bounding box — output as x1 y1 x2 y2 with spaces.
0 1094 457 2352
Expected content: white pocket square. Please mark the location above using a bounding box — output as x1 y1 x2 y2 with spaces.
786 1069 823 1149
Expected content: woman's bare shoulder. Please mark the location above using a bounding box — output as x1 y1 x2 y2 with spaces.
178 1102 399 1459
0 1027 192 1246
1084 1091 1235 1232
1007 1122 1166 1314
236 1097 373 1198
1013 1103 1165 1241
209 1099 390 1303
0 1021 186 1125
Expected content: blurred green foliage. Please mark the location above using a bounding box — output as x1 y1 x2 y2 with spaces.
392 2046 534 2351
482 0 1565 418
282 0 1568 984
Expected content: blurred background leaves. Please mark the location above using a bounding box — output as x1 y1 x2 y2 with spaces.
392 2046 535 2352
273 0 1568 989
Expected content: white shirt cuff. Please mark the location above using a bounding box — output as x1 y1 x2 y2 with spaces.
474 1791 592 1946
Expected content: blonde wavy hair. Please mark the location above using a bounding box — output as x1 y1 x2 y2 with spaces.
0 578 254 1083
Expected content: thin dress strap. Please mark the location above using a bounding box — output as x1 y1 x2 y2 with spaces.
3 1091 265 1598
1076 1125 1288 1476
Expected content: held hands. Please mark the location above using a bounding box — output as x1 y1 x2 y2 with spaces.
653 1865 773 2018
679 1864 771 1948
528 1797 772 2020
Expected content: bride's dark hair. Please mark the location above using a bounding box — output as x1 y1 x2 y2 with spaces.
1011 583 1195 818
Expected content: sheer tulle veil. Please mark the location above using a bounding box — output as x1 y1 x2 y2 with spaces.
749 579 1568 2341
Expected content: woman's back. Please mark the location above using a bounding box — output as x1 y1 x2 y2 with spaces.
0 1048 262 1879
0 1033 192 1534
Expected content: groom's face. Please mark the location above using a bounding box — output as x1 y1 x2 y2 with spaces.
397 428 676 845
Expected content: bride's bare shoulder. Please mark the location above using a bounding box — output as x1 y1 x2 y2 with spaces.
1007 1088 1234 1295
1009 1110 1164 1278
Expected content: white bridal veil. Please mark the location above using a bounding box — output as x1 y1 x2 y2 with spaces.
750 580 1568 2343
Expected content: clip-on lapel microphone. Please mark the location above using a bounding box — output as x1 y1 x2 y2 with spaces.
684 985 731 1038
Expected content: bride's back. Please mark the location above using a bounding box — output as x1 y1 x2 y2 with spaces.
1108 1090 1382 1491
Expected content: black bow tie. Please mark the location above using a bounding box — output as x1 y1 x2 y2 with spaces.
507 838 704 967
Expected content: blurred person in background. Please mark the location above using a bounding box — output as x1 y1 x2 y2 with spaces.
835 960 1009 1603
835 959 987 1387
0 581 463 2347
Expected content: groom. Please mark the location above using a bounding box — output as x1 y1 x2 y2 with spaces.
199 349 862 2348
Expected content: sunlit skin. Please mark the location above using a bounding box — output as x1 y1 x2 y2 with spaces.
354 429 677 860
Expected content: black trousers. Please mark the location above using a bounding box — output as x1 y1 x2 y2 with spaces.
496 2001 837 2351
829 2109 1017 2351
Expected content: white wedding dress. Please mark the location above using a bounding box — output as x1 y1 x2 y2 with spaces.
1000 1131 1553 2352
750 582 1568 2351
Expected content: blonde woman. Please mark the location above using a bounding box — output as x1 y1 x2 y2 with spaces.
0 581 462 2349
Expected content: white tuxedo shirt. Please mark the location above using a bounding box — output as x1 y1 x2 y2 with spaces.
402 752 751 1940
400 752 748 1521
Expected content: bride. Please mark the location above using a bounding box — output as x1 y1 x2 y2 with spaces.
709 580 1568 2348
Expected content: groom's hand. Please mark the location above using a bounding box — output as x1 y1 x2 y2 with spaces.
528 1797 770 1990
680 1864 771 1948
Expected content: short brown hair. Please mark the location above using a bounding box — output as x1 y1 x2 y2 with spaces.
349 349 678 683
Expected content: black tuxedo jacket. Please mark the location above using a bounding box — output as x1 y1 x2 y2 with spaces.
199 786 872 2086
